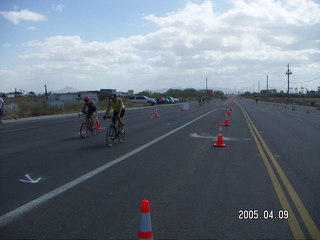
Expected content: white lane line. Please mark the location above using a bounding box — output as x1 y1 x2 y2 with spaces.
295 118 303 122
0 108 217 227
0 126 38 133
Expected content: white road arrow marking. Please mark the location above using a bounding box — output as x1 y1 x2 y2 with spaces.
189 133 252 141
19 174 42 184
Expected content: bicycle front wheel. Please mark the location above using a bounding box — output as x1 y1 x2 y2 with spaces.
80 122 87 138
106 127 116 147
118 126 125 143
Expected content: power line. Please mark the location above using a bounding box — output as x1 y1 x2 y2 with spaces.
291 76 320 84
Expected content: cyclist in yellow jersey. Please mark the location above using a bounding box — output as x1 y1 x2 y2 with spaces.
103 93 125 126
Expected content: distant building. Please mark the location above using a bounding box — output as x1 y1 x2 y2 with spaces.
127 90 134 96
99 89 116 101
48 91 99 102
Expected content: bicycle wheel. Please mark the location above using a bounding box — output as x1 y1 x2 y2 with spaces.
118 126 125 143
106 126 116 147
80 122 87 138
90 124 97 136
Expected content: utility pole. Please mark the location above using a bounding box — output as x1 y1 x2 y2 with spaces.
44 85 48 101
258 81 260 93
266 75 268 94
286 64 292 95
206 77 208 96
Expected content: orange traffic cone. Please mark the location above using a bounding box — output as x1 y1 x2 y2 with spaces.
95 113 103 130
153 108 159 118
138 200 153 240
229 106 233 111
223 115 231 126
227 111 231 116
306 109 310 113
214 123 226 147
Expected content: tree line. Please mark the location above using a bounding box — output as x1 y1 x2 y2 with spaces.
137 88 225 99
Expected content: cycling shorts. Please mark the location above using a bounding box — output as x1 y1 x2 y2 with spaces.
113 109 125 121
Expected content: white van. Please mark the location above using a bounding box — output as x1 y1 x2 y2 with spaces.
129 96 156 105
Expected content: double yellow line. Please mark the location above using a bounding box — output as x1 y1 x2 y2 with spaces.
238 103 320 240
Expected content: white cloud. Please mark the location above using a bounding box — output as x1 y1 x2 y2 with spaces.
1 42 11 48
10 0 320 93
27 26 39 31
0 69 16 76
0 9 47 24
52 4 65 11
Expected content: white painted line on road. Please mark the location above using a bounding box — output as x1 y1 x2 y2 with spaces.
19 174 42 184
295 118 303 122
0 126 38 133
0 108 217 227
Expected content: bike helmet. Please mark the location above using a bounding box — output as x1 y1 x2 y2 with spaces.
84 96 90 102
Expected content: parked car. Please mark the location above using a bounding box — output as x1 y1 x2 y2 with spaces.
167 97 179 103
129 96 156 105
156 97 170 104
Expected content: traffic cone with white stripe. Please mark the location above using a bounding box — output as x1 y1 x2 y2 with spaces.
94 113 103 130
138 200 153 240
214 123 226 147
153 107 159 118
223 114 231 126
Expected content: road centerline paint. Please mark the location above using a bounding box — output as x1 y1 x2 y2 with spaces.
0 108 217 227
237 102 320 239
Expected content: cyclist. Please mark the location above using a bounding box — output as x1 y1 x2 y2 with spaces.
255 97 259 104
82 96 97 129
198 97 202 107
0 94 4 124
103 93 125 130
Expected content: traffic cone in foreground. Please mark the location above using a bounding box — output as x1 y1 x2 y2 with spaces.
94 113 103 130
223 115 231 126
153 108 159 118
138 200 153 240
306 109 310 113
214 123 226 147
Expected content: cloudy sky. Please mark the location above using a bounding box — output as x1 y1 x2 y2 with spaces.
0 0 320 94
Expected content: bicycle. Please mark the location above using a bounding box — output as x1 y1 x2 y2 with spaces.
78 112 97 138
104 115 125 147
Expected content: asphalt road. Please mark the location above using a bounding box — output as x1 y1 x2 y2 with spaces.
0 98 319 239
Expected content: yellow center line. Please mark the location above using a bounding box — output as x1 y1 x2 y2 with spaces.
239 105 305 239
239 104 320 240
244 109 320 239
